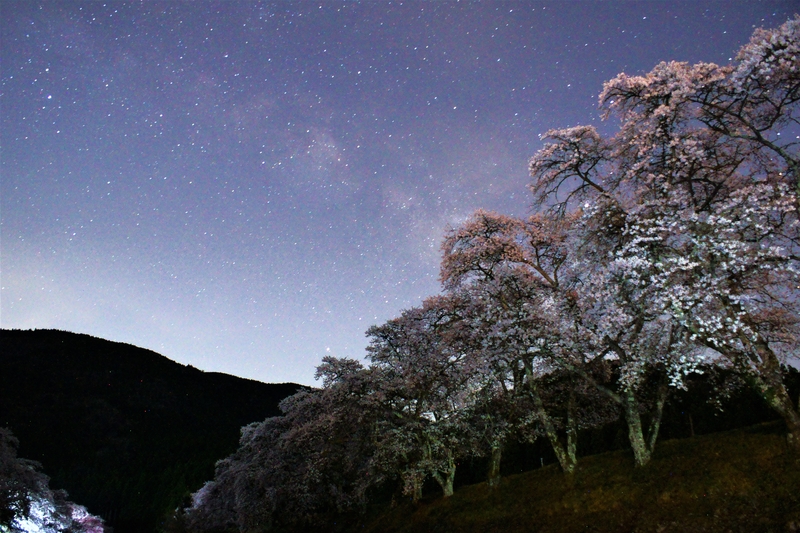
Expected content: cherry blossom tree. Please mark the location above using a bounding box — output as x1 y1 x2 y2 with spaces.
529 15 800 452
440 210 618 472
1 428 106 533
186 415 287 532
366 296 479 499
186 359 385 532
181 20 800 529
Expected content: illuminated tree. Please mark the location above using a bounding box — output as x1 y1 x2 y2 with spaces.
529 15 800 452
187 359 383 532
366 296 477 499
0 428 106 533
440 211 618 472
182 20 800 529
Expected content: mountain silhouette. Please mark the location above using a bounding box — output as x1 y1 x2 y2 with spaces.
0 329 303 533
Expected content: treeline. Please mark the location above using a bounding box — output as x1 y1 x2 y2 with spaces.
180 17 800 533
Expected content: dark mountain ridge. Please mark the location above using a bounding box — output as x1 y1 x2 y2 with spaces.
0 328 303 533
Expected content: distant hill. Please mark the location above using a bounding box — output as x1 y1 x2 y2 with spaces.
0 329 303 533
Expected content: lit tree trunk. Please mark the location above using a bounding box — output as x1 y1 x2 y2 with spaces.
709 322 800 453
431 449 456 498
622 389 650 467
522 359 579 474
569 357 668 468
566 387 578 466
527 372 578 474
621 380 668 467
749 344 800 452
403 470 424 504
751 377 800 451
648 381 668 454
487 442 503 489
411 478 423 504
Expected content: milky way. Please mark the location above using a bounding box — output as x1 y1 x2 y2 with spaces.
2 1 795 385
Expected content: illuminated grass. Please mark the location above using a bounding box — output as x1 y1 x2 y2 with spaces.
356 422 800 533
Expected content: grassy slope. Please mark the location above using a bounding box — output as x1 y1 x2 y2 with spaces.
357 422 800 533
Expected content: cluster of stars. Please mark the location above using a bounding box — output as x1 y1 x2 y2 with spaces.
1 1 794 385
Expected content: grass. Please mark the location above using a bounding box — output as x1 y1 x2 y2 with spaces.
353 422 800 533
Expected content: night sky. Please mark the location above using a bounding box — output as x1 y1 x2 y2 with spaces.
2 2 797 386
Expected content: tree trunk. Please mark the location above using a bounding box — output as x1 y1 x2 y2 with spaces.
783 408 800 452
560 344 663 468
623 389 651 467
404 471 423 504
566 388 578 466
524 360 578 474
412 479 423 503
717 301 800 452
619 381 668 467
573 359 667 467
531 386 577 474
646 380 669 455
749 364 800 452
487 442 502 489
432 450 456 498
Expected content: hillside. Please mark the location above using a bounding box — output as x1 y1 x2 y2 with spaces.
0 329 302 533
355 421 800 533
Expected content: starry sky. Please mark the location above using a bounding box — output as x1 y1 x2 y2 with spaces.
2 1 797 386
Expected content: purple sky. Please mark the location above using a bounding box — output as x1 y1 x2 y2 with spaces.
2 1 796 385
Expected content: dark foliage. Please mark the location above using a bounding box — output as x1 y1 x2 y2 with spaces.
0 329 302 533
